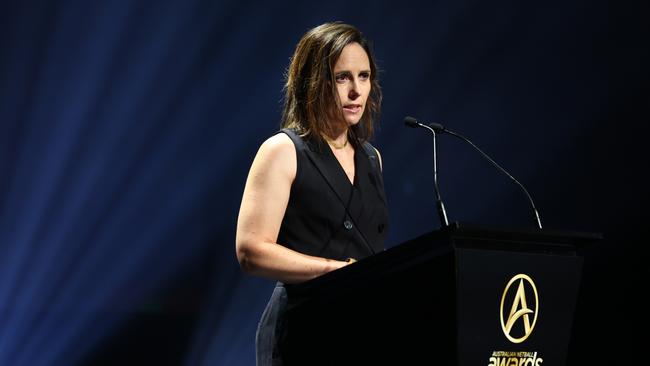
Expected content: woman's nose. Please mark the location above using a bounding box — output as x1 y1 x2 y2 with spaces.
348 84 359 99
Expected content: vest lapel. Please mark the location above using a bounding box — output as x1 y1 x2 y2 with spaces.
358 144 388 207
303 137 352 208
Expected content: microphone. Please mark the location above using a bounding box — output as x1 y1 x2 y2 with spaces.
404 116 445 133
404 116 449 228
404 116 543 229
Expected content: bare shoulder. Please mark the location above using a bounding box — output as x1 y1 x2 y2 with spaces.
372 146 383 171
252 132 297 180
260 132 294 156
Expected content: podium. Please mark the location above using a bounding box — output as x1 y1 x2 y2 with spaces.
279 223 601 365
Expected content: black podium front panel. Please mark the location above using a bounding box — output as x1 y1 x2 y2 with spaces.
281 225 598 365
456 247 583 366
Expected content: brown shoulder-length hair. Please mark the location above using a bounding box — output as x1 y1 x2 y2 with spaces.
281 22 382 144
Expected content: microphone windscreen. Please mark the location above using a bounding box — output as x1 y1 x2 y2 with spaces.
429 122 445 132
404 116 419 128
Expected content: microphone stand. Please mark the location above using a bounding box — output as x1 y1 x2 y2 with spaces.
405 115 542 230
420 124 450 228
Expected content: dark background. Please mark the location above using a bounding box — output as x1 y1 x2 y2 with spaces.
0 0 647 365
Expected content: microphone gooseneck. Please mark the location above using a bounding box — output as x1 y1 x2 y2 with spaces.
444 129 543 229
404 116 543 230
404 116 449 228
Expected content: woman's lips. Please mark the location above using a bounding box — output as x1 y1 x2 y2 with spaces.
343 105 362 113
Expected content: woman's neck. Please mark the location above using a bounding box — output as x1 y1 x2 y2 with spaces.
322 126 349 150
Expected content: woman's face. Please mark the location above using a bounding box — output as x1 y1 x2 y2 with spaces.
333 42 371 128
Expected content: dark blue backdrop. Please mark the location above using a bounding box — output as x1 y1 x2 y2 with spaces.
1 0 647 365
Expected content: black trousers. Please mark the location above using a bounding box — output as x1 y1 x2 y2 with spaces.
255 283 287 366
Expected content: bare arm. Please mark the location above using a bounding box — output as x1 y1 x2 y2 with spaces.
236 133 349 284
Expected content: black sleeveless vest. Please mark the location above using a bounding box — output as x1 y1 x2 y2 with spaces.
277 129 389 261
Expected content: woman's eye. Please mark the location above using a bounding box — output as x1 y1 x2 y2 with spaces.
359 72 370 80
335 74 349 82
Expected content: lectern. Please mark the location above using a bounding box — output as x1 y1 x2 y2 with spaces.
279 223 601 365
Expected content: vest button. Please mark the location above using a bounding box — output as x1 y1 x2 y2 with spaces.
343 220 353 230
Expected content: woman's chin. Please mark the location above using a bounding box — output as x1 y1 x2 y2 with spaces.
345 118 362 126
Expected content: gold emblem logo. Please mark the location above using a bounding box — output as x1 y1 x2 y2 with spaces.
500 274 539 343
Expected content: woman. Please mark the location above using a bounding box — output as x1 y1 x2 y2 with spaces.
236 22 389 365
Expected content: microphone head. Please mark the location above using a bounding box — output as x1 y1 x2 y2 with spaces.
404 116 419 128
428 122 445 133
